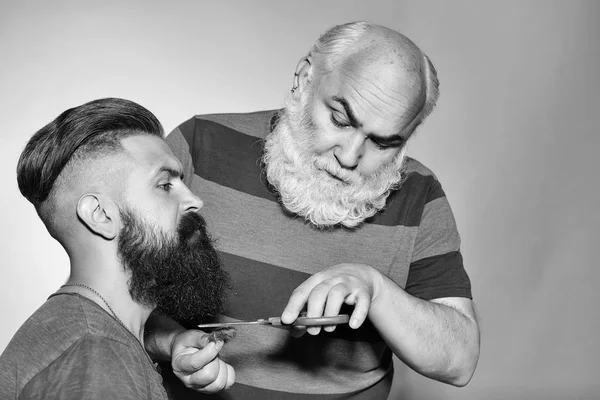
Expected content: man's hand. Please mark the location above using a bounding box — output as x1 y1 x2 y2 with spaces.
281 263 382 336
170 329 235 392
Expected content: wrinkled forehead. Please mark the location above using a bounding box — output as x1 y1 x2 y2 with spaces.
315 55 425 136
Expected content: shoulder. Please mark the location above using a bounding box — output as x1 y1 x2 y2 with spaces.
401 157 446 204
170 109 279 140
0 294 133 397
371 157 446 226
19 333 154 399
403 157 438 180
1 294 129 397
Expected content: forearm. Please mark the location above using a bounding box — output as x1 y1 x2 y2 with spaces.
144 311 187 362
369 273 480 386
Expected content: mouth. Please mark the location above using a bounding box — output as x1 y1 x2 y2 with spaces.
321 168 350 184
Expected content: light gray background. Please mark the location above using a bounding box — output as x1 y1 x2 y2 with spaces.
1 1 598 399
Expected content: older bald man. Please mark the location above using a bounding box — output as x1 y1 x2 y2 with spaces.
147 21 480 400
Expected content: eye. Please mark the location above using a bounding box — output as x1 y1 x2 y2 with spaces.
370 138 391 150
158 182 173 192
330 113 350 128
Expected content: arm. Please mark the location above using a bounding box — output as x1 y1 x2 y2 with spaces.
144 311 187 361
282 264 479 386
282 179 480 386
369 272 479 386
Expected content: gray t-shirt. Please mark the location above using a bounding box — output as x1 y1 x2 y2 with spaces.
0 292 168 400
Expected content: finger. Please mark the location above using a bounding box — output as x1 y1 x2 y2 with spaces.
224 363 236 390
171 330 212 360
185 356 222 390
306 282 336 335
289 325 306 338
348 291 371 329
281 283 312 324
173 340 222 373
322 283 347 332
189 358 232 392
281 272 336 324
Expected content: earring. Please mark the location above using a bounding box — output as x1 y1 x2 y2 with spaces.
291 72 299 94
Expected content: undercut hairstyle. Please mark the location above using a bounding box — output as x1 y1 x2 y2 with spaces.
309 21 440 136
17 97 163 218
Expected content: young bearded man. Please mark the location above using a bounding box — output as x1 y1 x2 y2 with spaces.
0 98 234 399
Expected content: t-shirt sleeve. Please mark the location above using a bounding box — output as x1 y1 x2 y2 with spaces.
20 334 154 400
166 118 197 189
405 179 473 301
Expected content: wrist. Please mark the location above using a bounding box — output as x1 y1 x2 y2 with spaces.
145 313 187 361
368 267 394 313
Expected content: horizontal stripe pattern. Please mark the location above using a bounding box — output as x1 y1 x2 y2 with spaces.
181 118 274 201
164 111 472 398
407 251 472 300
176 115 444 227
189 174 416 286
220 252 385 343
162 365 393 399
214 318 390 393
410 196 461 262
192 110 276 139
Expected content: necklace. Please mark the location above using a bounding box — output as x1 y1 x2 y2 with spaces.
61 283 129 330
59 283 161 374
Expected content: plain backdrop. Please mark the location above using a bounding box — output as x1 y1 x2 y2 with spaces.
1 1 598 399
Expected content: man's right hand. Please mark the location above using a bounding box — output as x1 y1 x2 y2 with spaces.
170 329 235 392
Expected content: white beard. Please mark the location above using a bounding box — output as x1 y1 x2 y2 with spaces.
263 89 407 229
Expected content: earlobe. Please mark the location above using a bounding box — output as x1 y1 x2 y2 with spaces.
293 55 313 94
77 194 118 240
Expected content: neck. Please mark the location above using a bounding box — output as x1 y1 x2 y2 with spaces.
60 274 152 344
63 246 155 344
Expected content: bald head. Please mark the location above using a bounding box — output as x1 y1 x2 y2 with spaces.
306 22 439 137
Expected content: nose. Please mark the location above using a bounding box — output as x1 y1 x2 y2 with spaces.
181 185 204 212
333 132 365 170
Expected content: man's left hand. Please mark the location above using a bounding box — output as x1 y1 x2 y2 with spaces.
281 263 382 336
170 329 235 392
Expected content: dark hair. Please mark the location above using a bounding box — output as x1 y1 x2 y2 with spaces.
17 97 164 206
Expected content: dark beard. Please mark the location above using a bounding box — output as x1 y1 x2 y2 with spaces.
118 207 229 326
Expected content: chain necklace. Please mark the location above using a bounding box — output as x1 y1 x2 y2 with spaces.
61 283 129 331
59 283 161 374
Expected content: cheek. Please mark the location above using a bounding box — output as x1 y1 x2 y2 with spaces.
359 148 400 175
310 106 338 155
142 203 179 233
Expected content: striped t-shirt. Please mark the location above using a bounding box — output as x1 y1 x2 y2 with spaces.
162 110 472 400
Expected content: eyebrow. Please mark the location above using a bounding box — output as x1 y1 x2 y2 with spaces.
332 96 362 129
153 166 184 180
331 96 406 146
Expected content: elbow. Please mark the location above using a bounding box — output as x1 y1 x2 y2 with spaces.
415 341 480 387
448 359 477 387
446 328 481 387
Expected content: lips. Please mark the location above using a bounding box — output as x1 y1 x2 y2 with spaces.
321 167 350 184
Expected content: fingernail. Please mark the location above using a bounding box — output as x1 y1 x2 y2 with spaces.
215 340 224 351
281 312 293 323
350 318 360 329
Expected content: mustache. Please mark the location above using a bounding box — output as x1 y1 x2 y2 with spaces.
178 212 211 244
313 157 362 185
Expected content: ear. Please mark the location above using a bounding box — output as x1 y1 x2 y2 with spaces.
77 194 118 240
292 54 314 96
